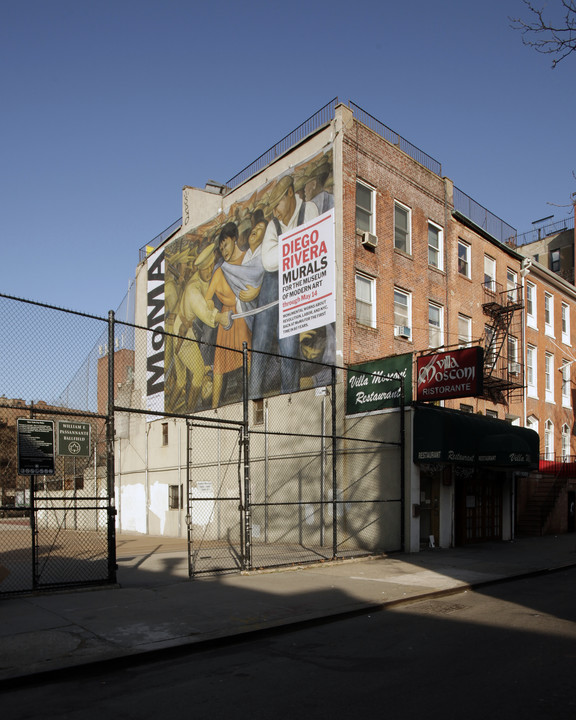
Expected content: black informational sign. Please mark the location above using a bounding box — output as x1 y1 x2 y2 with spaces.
17 419 55 475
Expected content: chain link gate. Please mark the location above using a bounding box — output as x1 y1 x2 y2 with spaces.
1 293 117 596
186 417 248 575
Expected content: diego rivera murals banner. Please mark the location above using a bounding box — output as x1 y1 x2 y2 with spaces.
146 147 335 415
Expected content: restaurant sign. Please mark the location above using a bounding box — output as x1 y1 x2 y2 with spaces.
417 346 483 402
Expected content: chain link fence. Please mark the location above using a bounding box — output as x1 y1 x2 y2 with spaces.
0 293 116 595
1 291 405 589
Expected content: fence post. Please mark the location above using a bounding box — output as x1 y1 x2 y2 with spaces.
107 310 117 584
242 342 252 570
400 375 405 553
331 365 338 559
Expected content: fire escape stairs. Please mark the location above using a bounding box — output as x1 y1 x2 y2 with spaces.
481 283 524 405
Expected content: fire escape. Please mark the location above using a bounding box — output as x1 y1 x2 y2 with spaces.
481 281 524 405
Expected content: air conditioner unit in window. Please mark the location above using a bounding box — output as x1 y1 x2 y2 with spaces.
509 362 521 375
394 326 411 339
361 232 378 249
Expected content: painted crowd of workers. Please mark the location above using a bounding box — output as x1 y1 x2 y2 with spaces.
164 155 335 412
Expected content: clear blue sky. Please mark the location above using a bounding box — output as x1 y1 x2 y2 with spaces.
2 0 575 317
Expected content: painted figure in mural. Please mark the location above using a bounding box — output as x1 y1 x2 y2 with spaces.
298 324 336 389
303 157 334 215
170 244 228 411
249 175 320 398
204 222 252 408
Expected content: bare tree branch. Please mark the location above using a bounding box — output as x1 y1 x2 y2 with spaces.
510 0 576 67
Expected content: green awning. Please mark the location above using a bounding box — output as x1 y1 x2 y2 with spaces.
413 405 539 469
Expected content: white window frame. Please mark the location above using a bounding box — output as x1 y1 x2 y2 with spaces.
355 180 375 234
428 221 443 270
526 281 537 329
526 414 539 436
545 352 555 403
458 313 472 347
484 255 496 293
507 269 518 303
561 423 571 460
544 419 554 460
562 302 570 345
458 240 471 278
527 344 538 398
393 287 412 340
562 360 572 408
544 292 554 337
508 335 519 375
355 272 376 328
394 201 411 254
428 302 444 348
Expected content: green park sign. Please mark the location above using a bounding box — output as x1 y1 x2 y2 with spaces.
57 421 91 458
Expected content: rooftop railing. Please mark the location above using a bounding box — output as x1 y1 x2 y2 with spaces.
512 215 574 248
139 100 519 257
453 186 516 245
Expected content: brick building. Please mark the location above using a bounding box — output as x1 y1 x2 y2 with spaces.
117 100 574 553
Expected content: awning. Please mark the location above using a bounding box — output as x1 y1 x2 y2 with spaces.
413 405 539 469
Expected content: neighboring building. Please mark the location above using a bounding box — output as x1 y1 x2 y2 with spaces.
114 100 575 554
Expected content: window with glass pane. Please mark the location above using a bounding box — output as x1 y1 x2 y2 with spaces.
562 303 570 341
544 420 553 460
545 352 554 400
544 293 554 335
394 203 410 253
394 289 410 334
458 314 472 346
484 255 496 292
551 249 561 272
526 282 536 326
508 336 518 373
428 223 442 268
356 273 375 327
562 424 570 459
356 182 373 233
562 362 571 407
527 345 537 395
458 240 470 277
507 269 517 303
429 303 443 347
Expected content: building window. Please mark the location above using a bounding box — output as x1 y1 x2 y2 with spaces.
545 352 554 403
428 302 444 348
394 202 411 254
428 222 443 269
253 399 264 425
562 302 570 345
526 414 539 435
561 424 571 460
562 361 572 408
551 249 561 273
544 293 554 336
393 288 412 339
458 314 472 347
527 345 537 398
485 325 496 369
168 485 181 510
486 409 499 419
526 281 537 328
506 269 518 303
460 404 473 413
162 422 169 446
356 181 375 233
355 273 376 328
508 335 519 375
458 240 471 278
484 255 496 293
544 419 554 460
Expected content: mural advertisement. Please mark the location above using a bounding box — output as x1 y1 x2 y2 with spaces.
146 147 335 415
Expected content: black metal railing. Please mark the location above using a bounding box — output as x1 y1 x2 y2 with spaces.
453 186 517 245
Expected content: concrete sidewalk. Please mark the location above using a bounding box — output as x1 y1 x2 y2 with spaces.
1 533 576 684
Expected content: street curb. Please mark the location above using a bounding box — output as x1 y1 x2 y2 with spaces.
2 561 575 690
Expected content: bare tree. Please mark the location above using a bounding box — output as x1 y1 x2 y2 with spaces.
511 0 576 67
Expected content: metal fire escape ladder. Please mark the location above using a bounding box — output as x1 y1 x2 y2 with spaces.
481 282 524 405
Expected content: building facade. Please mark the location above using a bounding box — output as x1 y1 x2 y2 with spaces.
114 101 574 556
